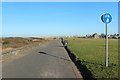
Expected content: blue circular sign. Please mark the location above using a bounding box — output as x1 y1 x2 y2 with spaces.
101 13 112 24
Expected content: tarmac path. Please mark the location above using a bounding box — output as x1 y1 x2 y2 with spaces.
2 39 81 78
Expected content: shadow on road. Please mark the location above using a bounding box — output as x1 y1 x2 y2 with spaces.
64 46 96 80
39 52 70 62
39 52 47 54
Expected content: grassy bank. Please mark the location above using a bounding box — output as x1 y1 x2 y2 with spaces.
65 38 118 78
1 37 46 51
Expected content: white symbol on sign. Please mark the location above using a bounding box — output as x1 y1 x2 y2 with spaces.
105 15 110 18
105 15 110 22
106 18 109 22
107 15 110 17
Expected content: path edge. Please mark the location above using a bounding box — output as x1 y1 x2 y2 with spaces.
60 40 83 79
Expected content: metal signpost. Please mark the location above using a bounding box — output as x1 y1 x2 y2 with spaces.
101 13 112 67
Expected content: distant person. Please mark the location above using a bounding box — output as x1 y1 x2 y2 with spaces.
64 40 68 48
61 38 64 44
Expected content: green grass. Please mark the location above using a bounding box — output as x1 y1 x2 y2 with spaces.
65 38 118 78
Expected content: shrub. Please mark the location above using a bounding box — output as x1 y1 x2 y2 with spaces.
3 41 9 45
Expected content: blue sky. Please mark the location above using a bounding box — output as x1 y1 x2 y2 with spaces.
2 0 119 2
2 2 118 37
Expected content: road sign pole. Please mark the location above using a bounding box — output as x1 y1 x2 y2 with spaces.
101 13 112 67
105 23 108 67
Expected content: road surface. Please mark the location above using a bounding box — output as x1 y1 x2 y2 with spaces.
2 39 81 78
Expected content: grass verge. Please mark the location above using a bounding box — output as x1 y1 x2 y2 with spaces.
65 38 118 79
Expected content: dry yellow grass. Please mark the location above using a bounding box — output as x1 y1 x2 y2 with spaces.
2 37 46 52
40 37 58 40
1 37 57 52
0 48 13 52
